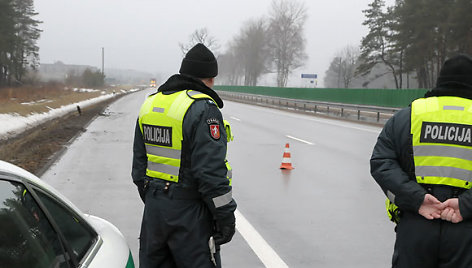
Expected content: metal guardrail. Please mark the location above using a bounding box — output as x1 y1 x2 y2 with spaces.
217 90 401 125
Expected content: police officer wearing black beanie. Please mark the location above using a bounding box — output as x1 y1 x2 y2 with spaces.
179 43 218 79
132 43 237 268
371 54 472 267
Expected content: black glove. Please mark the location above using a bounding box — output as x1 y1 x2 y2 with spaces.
213 216 236 245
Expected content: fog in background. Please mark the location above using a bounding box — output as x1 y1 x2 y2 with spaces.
34 0 394 87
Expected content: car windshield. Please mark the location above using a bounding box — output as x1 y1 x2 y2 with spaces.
0 179 71 268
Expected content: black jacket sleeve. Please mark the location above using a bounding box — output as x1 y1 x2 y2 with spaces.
370 108 427 213
183 99 237 223
132 119 147 186
459 191 472 219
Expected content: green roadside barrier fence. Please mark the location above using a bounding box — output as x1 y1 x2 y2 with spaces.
215 86 429 108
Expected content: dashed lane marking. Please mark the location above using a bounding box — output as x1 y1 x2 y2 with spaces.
230 116 241 121
235 209 289 268
305 117 381 133
285 135 315 145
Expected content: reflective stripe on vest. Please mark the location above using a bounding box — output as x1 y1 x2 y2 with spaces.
411 96 472 189
139 90 215 182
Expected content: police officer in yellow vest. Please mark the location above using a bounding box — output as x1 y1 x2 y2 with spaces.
132 43 237 268
371 54 472 268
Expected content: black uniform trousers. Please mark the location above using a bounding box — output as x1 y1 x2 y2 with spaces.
139 180 221 268
393 186 472 268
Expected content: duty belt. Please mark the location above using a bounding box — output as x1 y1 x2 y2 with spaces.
146 178 201 200
421 184 466 201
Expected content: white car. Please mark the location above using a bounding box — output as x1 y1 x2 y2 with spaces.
0 160 135 268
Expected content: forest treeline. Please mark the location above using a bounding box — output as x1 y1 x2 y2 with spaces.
0 0 41 87
325 0 472 89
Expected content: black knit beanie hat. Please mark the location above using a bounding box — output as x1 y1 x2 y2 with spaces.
179 43 218 78
436 54 472 89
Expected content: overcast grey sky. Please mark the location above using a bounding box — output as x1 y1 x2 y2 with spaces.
34 0 394 87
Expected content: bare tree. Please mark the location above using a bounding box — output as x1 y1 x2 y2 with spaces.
324 56 342 88
179 28 220 56
267 0 308 87
217 41 244 85
233 18 271 86
324 45 361 88
339 45 361 88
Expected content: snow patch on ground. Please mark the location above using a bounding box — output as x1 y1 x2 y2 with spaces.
72 88 101 93
21 99 54 105
1 93 117 140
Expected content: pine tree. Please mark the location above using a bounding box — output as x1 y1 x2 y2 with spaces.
0 0 41 87
449 0 472 54
0 0 16 86
394 0 446 88
358 0 404 89
11 0 42 84
361 0 472 89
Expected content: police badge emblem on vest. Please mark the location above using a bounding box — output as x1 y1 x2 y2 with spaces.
210 124 220 140
207 118 221 140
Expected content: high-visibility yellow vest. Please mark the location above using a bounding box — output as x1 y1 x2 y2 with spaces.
411 96 472 189
386 198 401 224
223 119 233 185
139 90 219 183
386 96 472 223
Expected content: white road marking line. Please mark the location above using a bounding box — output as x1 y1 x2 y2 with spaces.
306 117 381 133
285 135 315 145
230 116 241 121
235 209 289 268
234 103 382 134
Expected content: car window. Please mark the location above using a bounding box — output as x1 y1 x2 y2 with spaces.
34 189 97 263
0 180 71 268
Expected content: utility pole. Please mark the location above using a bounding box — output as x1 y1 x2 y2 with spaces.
101 47 105 75
337 57 342 88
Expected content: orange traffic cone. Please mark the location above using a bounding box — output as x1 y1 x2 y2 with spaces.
280 143 294 170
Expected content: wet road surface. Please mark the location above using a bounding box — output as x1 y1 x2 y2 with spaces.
42 89 395 267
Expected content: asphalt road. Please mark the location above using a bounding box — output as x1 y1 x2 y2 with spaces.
42 89 395 267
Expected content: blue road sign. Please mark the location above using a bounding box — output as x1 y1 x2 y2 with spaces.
301 73 317 79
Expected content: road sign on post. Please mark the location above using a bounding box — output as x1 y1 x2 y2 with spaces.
301 74 317 87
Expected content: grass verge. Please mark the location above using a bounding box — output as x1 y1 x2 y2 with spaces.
0 86 120 116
